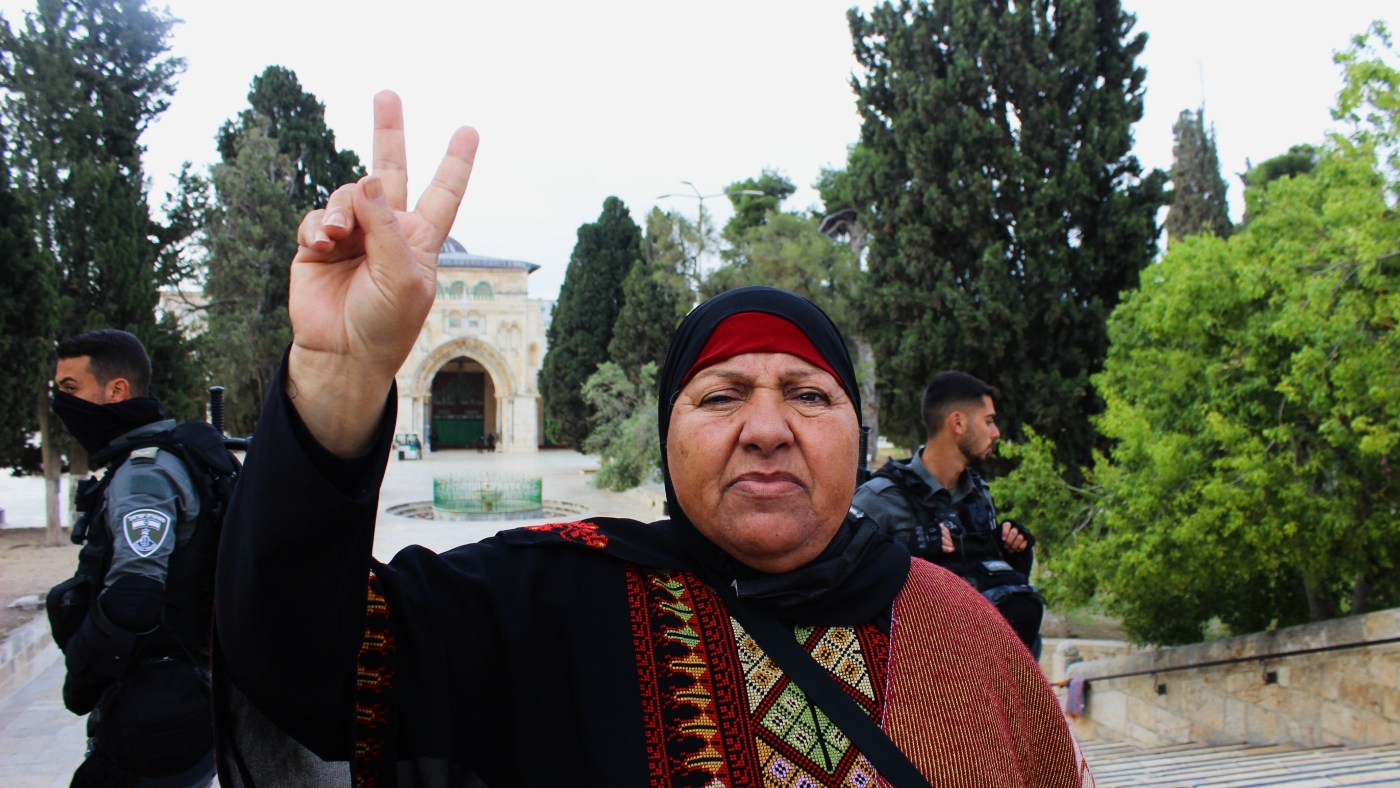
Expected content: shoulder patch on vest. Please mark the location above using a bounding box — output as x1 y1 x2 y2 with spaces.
123 508 172 557
129 446 160 461
861 476 898 494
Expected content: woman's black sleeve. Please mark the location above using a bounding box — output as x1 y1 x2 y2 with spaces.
215 357 396 760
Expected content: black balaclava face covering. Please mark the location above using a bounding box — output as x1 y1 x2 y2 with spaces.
52 389 166 455
654 286 908 625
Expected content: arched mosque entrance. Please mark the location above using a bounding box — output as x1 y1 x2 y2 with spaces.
405 335 537 452
428 357 496 448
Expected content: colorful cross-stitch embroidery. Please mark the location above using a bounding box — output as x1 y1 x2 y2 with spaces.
626 564 889 788
524 520 609 548
353 571 395 788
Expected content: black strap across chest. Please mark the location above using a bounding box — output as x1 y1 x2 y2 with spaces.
709 579 934 788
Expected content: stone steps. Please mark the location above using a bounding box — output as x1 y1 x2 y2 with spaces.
1083 739 1400 786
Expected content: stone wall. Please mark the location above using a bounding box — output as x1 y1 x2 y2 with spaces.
1039 638 1143 684
0 616 60 706
1064 608 1400 748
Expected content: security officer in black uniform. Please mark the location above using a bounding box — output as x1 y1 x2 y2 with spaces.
852 371 1044 656
48 330 216 788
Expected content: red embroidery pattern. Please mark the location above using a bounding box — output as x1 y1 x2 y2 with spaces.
353 572 394 788
525 520 609 548
626 564 889 788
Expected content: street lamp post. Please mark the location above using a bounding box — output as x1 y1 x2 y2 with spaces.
658 181 764 287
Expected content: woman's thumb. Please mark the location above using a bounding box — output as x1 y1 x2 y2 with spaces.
355 176 397 229
354 175 414 264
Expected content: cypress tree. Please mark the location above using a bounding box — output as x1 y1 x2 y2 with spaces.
217 66 365 212
1 0 198 539
609 208 697 380
0 143 56 476
202 69 364 434
847 0 1168 470
539 197 641 450
202 120 303 436
1165 107 1233 241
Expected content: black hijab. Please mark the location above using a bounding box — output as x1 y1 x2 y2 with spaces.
650 286 907 625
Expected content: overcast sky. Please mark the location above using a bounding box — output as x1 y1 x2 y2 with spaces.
1 0 1393 300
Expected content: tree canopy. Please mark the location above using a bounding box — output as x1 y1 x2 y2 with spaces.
199 69 363 434
845 0 1168 471
722 169 797 238
994 25 1400 644
0 0 201 542
0 149 54 474
539 197 642 449
608 208 696 382
217 65 363 212
1165 107 1233 241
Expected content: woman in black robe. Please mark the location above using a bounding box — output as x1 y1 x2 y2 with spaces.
213 93 1089 788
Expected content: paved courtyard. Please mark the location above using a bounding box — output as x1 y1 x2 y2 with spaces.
0 446 658 787
372 446 662 557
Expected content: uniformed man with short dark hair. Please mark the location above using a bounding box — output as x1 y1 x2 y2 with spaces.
852 371 1044 655
49 329 216 788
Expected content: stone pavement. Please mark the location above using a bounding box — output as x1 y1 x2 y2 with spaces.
0 446 652 786
1083 739 1400 786
0 654 85 788
372 447 660 558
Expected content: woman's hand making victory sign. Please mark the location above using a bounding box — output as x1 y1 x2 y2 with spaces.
286 91 479 456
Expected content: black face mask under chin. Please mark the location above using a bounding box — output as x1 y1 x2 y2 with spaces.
51 390 166 455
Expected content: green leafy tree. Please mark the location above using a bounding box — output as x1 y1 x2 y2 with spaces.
1165 107 1233 241
606 207 696 381
581 361 660 491
1239 146 1320 226
200 119 301 436
1243 145 1319 190
815 145 882 255
846 0 1168 472
217 66 364 213
0 0 199 542
0 143 56 476
704 212 859 316
201 67 364 432
539 197 642 449
723 169 796 237
999 25 1400 644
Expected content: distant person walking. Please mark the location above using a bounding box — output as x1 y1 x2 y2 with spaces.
486 432 496 452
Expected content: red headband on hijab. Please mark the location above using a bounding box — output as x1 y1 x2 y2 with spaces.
680 312 844 390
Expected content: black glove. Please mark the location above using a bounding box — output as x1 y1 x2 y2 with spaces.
61 575 165 714
1001 519 1035 574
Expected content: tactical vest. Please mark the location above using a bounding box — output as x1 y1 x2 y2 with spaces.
864 459 1044 650
48 420 239 665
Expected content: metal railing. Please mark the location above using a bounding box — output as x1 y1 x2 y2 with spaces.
1075 635 1400 684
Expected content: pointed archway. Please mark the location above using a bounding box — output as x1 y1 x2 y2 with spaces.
402 336 539 452
428 357 495 448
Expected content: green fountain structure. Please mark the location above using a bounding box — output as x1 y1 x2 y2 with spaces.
432 474 544 521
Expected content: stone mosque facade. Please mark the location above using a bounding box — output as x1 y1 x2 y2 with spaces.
393 237 553 452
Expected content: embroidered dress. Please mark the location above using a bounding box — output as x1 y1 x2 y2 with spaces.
215 368 1091 788
627 566 887 788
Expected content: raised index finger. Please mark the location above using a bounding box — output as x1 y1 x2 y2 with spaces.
373 91 409 211
414 126 480 245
